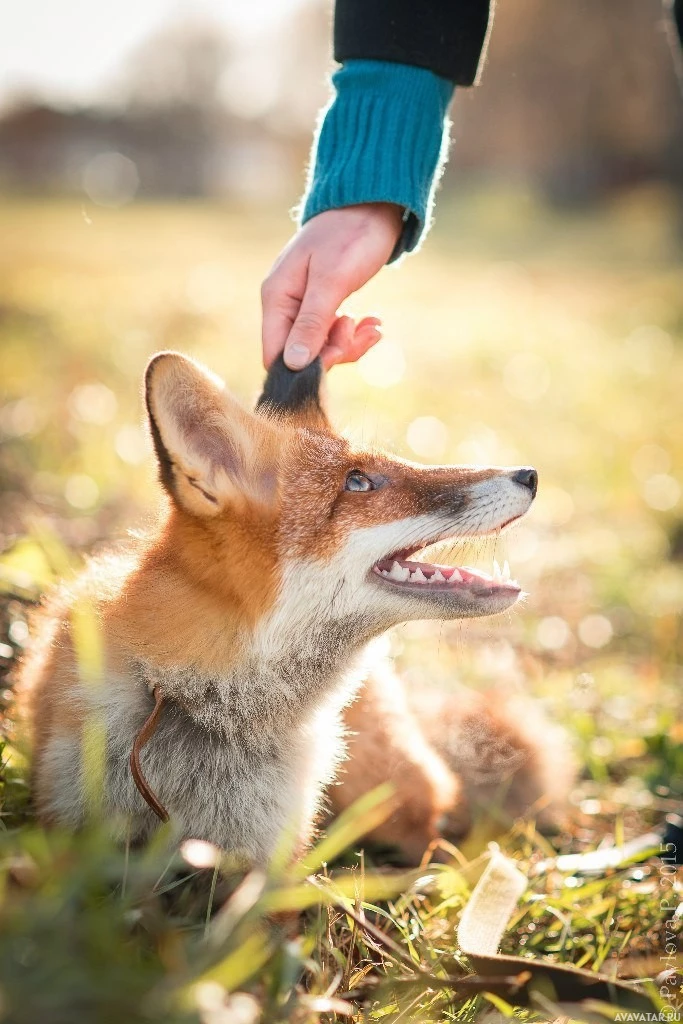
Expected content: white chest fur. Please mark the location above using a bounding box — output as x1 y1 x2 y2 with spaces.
40 637 371 864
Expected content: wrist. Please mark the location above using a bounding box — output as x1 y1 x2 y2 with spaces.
343 201 405 241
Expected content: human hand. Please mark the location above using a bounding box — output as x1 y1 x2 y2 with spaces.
261 203 403 370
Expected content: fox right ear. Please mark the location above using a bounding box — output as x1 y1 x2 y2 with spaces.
145 352 276 516
256 354 329 430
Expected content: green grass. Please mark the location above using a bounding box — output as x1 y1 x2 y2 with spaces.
0 193 681 1022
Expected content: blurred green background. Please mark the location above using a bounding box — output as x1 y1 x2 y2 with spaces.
2 190 682 800
0 1 682 1019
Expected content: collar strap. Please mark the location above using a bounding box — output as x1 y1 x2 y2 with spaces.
129 687 170 823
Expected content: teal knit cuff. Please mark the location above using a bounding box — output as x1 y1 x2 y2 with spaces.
300 60 455 261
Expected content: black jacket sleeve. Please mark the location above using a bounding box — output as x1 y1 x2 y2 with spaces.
333 0 493 86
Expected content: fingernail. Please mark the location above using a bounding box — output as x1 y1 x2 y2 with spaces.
285 343 309 369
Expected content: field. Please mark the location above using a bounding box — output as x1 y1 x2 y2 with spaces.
0 193 682 1022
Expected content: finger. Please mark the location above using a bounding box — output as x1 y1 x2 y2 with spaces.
320 343 343 368
321 319 382 369
262 296 299 368
320 315 375 369
333 321 382 367
354 315 382 342
319 315 381 369
283 275 348 370
329 315 355 354
319 315 355 370
261 262 308 369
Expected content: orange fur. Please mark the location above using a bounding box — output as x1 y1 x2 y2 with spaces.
15 351 571 864
415 686 576 830
331 662 471 863
332 662 574 863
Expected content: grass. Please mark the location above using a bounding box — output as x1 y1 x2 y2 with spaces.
0 191 682 1022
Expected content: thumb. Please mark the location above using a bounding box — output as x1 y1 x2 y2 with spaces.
283 279 347 370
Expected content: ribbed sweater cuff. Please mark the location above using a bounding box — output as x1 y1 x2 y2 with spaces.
300 60 454 261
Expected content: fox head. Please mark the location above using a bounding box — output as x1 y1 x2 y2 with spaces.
144 352 537 661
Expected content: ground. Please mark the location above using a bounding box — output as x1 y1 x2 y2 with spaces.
0 192 681 1022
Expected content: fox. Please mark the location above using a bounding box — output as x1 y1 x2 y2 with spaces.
333 661 573 862
16 350 570 866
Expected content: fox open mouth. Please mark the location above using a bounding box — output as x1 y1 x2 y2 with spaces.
372 555 520 591
369 548 523 614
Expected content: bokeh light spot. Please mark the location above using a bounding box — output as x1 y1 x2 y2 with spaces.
192 981 225 1013
590 736 614 758
536 616 571 650
65 474 99 509
115 425 148 465
643 474 680 511
631 443 671 482
454 425 499 464
623 325 673 375
68 382 118 425
0 398 44 438
406 416 448 459
83 152 139 207
8 620 29 646
180 839 221 869
356 340 405 388
578 614 613 648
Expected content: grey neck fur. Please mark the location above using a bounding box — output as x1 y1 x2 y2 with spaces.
56 617 380 864
134 614 372 740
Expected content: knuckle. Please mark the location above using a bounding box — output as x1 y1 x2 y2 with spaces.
294 311 326 335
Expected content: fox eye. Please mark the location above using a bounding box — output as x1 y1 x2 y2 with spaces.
345 470 374 493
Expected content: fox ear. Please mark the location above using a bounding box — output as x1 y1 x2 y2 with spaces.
256 354 329 430
145 352 276 516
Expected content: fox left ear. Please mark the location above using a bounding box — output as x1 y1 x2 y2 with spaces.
145 351 277 516
256 354 329 430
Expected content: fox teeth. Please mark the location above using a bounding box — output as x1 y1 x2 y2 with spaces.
493 558 503 582
389 561 410 582
449 568 463 583
431 569 446 583
502 560 511 582
410 567 427 583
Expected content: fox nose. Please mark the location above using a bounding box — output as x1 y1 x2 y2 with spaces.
511 467 538 498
